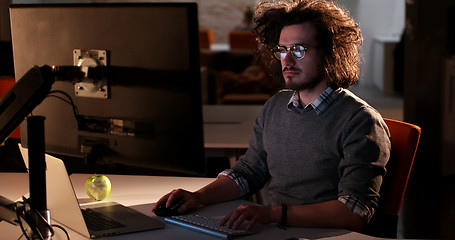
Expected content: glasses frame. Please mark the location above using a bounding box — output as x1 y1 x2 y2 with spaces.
272 44 308 61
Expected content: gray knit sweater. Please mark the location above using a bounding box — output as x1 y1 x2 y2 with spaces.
231 89 391 210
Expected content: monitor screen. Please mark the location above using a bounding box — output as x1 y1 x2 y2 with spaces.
10 3 206 176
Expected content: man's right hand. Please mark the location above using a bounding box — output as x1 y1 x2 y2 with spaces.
152 176 241 215
152 188 204 214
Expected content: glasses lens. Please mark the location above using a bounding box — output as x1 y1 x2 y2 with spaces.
292 45 306 59
273 46 287 60
273 45 307 60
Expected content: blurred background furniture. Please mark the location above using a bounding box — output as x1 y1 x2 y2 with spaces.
229 30 257 50
199 29 215 49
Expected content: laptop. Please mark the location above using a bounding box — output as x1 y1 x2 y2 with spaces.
19 144 165 238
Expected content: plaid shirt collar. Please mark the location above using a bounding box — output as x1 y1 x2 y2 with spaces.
287 87 340 115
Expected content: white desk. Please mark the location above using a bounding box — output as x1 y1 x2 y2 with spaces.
203 123 252 167
0 172 404 240
203 123 252 149
203 105 262 166
202 104 263 124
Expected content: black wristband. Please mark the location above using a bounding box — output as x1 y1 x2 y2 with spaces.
279 204 287 229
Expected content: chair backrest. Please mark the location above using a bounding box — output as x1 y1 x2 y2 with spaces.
380 118 421 216
0 77 20 139
229 30 257 50
364 118 421 238
199 29 214 49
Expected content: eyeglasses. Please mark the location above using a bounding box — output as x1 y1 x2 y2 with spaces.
272 44 308 60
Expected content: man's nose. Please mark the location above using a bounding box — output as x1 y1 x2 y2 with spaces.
282 52 296 66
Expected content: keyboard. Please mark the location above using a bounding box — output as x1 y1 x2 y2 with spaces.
165 214 254 239
82 208 126 231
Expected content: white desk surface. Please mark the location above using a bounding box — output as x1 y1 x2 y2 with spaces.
0 172 417 240
202 104 263 124
202 104 261 150
204 123 252 149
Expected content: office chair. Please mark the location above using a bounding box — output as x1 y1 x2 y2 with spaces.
199 29 214 49
229 30 257 50
363 118 421 238
0 77 20 139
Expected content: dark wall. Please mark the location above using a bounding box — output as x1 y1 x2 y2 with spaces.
402 0 455 239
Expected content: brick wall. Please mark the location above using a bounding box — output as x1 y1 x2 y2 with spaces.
195 0 257 44
8 0 257 44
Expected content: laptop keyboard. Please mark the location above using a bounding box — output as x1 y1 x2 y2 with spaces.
82 208 126 231
165 214 254 239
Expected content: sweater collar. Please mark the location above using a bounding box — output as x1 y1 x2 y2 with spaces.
287 87 341 115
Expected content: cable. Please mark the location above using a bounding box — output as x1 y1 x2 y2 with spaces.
15 201 32 240
46 90 80 121
14 197 70 240
15 197 49 240
52 224 70 240
15 201 37 240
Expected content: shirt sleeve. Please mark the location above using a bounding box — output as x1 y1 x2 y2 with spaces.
218 169 250 197
338 195 375 223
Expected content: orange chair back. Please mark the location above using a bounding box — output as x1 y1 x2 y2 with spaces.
364 118 421 238
380 118 421 216
199 29 214 49
0 77 21 139
229 30 257 50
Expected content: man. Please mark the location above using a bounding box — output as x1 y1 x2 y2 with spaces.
153 0 390 232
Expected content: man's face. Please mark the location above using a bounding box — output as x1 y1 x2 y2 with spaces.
278 22 325 91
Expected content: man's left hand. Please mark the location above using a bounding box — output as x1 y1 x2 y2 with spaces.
220 204 281 231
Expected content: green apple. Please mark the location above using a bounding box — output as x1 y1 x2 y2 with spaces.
85 174 112 201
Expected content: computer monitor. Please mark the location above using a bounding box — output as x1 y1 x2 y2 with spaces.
10 3 206 176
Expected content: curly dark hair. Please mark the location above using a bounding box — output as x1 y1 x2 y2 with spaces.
253 0 363 88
